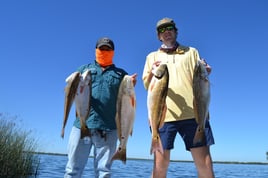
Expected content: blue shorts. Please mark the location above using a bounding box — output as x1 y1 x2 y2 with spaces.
158 119 215 151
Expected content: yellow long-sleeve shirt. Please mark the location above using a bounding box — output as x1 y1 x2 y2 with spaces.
142 45 200 122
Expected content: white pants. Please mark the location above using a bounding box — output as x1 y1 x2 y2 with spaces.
64 127 117 178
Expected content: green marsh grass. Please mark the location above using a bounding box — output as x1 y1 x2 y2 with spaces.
0 113 40 177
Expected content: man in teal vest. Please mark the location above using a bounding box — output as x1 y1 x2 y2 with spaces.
64 37 137 178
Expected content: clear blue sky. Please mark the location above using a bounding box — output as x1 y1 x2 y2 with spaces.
1 0 268 163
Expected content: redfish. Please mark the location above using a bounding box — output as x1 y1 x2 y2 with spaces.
74 70 91 139
192 60 210 145
61 72 80 139
61 70 91 139
112 75 136 164
147 64 169 155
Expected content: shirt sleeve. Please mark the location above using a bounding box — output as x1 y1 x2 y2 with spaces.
142 52 156 90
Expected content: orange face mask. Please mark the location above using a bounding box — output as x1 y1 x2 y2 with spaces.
95 48 114 67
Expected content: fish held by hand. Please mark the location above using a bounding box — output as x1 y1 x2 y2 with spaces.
147 64 169 155
61 72 81 139
61 70 92 139
112 75 136 164
192 60 211 145
74 70 91 139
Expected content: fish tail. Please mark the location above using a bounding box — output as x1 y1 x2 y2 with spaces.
111 148 127 164
193 126 205 145
80 126 90 139
150 135 164 155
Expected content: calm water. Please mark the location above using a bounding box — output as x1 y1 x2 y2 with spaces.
33 154 268 178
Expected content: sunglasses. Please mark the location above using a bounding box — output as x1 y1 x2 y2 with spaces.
158 26 175 33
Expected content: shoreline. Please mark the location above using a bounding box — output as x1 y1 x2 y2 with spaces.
35 152 268 165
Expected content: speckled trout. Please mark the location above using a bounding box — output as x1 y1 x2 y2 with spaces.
112 75 136 164
61 70 91 139
192 60 210 145
147 64 169 155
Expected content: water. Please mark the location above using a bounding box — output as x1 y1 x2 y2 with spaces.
34 154 268 178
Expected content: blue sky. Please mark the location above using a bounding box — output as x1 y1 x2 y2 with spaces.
1 0 268 163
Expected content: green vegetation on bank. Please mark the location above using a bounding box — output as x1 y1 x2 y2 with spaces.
0 113 40 177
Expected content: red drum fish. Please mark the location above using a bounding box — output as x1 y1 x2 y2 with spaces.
147 64 169 155
112 75 136 164
61 71 80 139
74 70 91 139
192 60 210 145
61 70 91 139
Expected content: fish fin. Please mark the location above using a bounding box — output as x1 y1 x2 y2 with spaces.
150 135 164 155
61 128 65 139
80 126 90 139
193 126 205 145
111 148 127 164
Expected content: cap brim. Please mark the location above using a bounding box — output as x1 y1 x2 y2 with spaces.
157 22 174 30
97 42 113 49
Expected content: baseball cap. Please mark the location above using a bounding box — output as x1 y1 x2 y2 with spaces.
156 17 177 31
96 37 114 50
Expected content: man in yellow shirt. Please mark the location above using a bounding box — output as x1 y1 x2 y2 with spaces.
142 17 215 178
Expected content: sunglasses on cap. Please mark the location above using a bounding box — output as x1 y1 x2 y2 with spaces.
158 26 175 33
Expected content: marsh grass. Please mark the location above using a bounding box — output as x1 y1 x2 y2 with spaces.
0 113 40 177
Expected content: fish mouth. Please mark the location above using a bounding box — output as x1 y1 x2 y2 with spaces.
153 64 168 78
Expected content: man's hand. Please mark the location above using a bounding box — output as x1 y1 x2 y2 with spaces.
151 61 162 72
